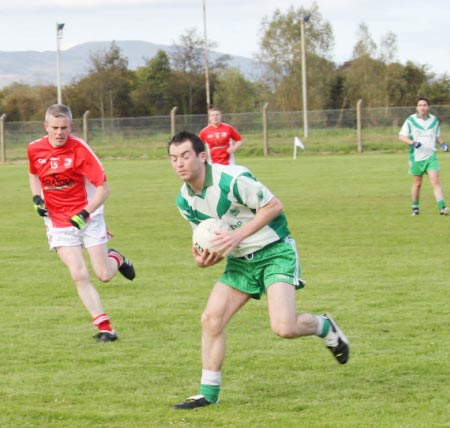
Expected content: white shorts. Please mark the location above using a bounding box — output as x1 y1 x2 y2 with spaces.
45 215 110 250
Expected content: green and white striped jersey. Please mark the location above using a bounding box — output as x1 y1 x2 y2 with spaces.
176 163 290 258
399 113 441 161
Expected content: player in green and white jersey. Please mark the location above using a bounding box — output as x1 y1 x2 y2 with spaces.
168 131 350 410
399 97 449 216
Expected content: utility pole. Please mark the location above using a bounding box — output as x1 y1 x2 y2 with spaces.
56 23 65 104
203 0 211 111
300 16 310 138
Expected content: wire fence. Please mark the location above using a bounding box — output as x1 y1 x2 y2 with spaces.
2 105 450 161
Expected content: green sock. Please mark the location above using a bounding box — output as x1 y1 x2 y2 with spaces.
412 201 419 209
319 318 331 338
437 199 446 210
200 384 220 404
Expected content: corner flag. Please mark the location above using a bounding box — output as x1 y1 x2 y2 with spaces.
293 136 305 160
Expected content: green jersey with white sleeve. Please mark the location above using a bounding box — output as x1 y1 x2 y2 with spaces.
399 113 441 161
176 162 290 258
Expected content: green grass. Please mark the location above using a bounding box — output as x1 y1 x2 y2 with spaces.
2 153 450 427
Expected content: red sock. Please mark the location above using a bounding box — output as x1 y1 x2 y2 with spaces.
108 251 122 268
92 313 113 332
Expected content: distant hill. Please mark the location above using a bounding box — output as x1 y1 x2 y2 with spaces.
0 40 263 88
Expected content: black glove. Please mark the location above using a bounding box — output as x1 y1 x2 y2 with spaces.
412 141 421 149
32 195 48 217
69 209 90 229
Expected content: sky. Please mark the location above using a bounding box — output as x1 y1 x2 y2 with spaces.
0 0 449 76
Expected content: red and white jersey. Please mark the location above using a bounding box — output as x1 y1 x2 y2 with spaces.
199 123 242 165
28 135 107 228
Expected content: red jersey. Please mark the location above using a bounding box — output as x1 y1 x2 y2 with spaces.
199 123 242 165
28 135 107 228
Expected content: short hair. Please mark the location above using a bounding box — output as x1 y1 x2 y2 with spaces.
45 104 73 122
417 97 430 106
168 130 206 155
208 107 221 114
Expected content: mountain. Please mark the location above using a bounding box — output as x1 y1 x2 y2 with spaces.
0 40 262 88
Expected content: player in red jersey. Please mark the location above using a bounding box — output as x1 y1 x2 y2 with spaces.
199 107 243 165
27 104 135 343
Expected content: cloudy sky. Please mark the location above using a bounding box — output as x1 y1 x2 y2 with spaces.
0 0 449 75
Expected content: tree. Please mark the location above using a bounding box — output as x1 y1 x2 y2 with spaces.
402 62 429 104
132 50 172 115
425 74 450 104
171 27 204 74
379 32 398 64
170 28 230 114
258 2 335 110
0 83 54 121
339 56 387 108
384 62 411 106
342 25 412 108
68 42 133 118
352 23 377 59
213 68 268 112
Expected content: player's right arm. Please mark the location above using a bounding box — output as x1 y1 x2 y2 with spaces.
399 135 417 146
29 172 42 196
29 173 48 217
192 245 223 268
399 119 419 147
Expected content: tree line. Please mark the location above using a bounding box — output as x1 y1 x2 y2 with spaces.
1 3 449 122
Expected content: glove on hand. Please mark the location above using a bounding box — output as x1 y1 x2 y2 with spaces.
412 141 421 149
32 195 48 217
70 209 90 229
441 143 449 152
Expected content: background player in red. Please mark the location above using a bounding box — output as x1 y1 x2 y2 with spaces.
199 107 243 165
27 104 135 343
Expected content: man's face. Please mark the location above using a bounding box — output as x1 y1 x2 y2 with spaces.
209 110 222 126
169 140 206 182
44 115 72 148
416 100 430 118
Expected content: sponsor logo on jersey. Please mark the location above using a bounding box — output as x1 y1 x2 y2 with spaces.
43 174 75 190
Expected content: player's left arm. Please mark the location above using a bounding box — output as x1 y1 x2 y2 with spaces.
436 126 448 151
84 182 111 214
232 197 282 241
69 182 110 229
213 197 283 258
229 139 243 154
228 127 243 154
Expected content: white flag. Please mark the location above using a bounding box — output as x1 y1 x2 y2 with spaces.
294 136 305 149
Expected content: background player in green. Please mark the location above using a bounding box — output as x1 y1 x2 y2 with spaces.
398 97 449 216
168 131 350 410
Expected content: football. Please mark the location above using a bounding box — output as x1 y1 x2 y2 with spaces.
192 218 230 254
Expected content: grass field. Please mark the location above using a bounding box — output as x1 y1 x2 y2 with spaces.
2 126 410 161
1 153 450 428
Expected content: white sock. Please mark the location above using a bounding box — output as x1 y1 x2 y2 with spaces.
201 369 221 386
314 315 325 336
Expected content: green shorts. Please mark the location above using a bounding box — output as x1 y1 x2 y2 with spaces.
409 153 440 176
218 237 305 300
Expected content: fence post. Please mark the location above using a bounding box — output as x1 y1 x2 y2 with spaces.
83 110 90 143
262 102 269 156
356 99 363 153
170 107 178 137
0 114 6 163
